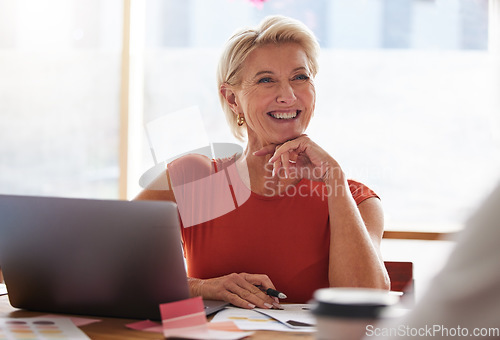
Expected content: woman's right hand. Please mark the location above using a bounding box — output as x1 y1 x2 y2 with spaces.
188 273 281 309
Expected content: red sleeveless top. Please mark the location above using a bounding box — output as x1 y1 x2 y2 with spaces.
168 155 379 303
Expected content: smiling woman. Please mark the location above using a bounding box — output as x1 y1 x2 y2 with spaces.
136 15 390 310
221 42 316 146
216 15 320 144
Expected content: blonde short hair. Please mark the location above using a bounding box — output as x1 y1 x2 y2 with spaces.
217 15 320 141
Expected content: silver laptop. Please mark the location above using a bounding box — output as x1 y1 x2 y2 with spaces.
0 194 228 320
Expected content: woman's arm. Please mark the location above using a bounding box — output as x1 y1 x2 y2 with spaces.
325 173 389 288
260 135 390 289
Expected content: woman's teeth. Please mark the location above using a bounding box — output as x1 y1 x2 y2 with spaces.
268 111 298 119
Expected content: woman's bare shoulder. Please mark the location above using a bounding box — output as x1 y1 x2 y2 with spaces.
134 154 214 202
169 153 214 182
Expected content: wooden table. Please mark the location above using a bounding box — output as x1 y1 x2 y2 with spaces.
0 295 314 339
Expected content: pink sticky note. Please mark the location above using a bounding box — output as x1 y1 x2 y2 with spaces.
160 297 208 333
160 296 205 319
126 320 163 333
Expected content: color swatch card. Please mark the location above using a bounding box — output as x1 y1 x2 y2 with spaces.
0 317 90 339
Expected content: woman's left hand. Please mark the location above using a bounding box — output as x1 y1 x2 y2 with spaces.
253 135 342 182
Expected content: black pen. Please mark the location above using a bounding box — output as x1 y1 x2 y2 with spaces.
257 286 287 299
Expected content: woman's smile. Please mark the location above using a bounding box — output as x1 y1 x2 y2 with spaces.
267 110 301 120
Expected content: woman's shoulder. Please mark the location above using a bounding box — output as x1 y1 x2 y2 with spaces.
168 153 237 181
168 154 215 182
347 179 380 205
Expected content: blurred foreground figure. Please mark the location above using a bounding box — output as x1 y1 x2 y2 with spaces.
366 182 500 339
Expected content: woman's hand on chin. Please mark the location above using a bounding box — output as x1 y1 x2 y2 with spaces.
188 273 281 309
253 134 343 182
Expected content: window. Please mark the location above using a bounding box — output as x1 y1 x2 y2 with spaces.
0 0 123 198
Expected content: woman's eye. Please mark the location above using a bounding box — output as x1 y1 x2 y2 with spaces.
294 74 309 81
258 77 273 83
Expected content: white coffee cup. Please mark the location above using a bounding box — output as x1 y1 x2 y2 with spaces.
312 288 399 340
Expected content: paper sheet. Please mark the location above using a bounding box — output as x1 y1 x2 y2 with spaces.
254 304 317 329
211 305 316 333
0 317 90 339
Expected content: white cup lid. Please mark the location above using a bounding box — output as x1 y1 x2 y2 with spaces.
314 288 400 306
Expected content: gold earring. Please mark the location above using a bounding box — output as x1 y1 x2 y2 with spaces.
237 114 245 126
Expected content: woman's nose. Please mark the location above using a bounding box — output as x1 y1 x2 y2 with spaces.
276 82 296 104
